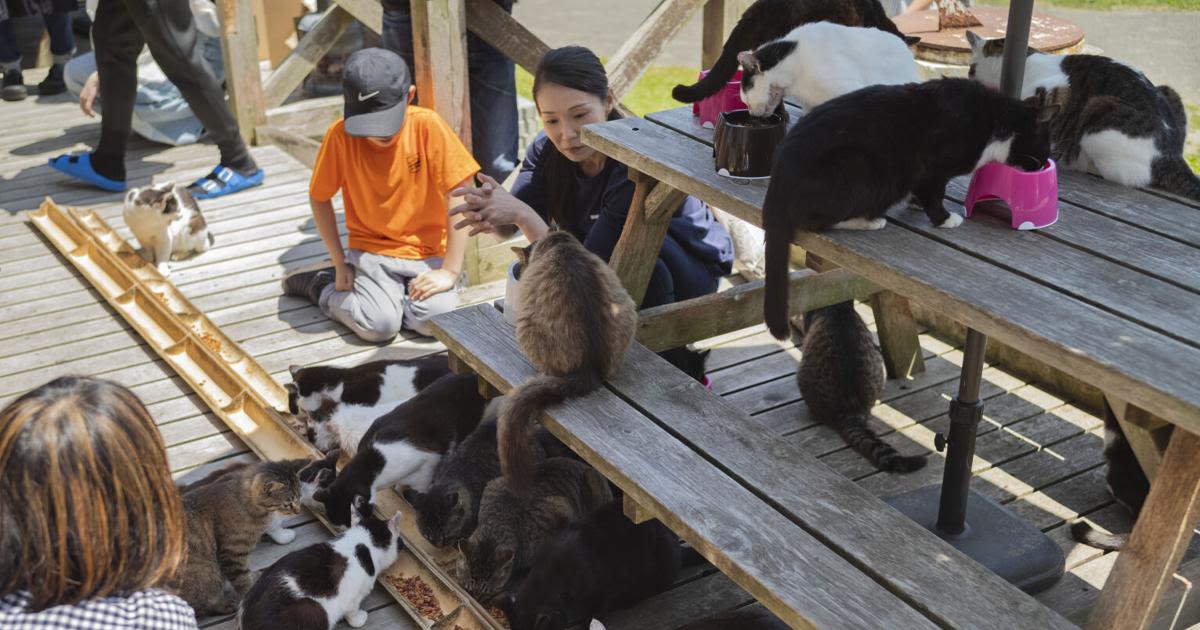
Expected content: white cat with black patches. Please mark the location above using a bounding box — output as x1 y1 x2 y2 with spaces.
123 181 213 276
238 498 404 630
967 32 1200 201
286 357 451 455
738 21 920 115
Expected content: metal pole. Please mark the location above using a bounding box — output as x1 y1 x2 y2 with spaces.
936 328 988 535
999 0 1035 99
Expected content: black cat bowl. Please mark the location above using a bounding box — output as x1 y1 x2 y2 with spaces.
713 109 787 180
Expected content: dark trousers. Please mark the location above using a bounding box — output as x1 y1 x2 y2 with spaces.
382 1 518 182
642 235 721 309
0 0 76 65
91 0 254 180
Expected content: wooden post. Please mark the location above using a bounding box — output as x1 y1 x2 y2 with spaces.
623 494 655 524
1107 395 1174 482
465 0 550 74
870 291 926 379
1086 428 1200 630
217 0 267 146
701 0 744 69
261 6 354 110
606 0 708 100
608 174 688 306
410 0 472 149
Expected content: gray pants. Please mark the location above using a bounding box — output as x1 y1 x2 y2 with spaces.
319 250 460 343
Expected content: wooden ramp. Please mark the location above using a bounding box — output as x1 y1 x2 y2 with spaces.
2 74 1196 629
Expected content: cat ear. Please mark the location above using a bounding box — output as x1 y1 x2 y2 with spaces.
401 488 422 506
312 487 329 503
903 35 921 47
489 592 515 617
125 188 140 206
965 30 981 49
315 468 335 488
323 448 341 466
588 620 608 630
1028 86 1067 123
387 511 404 535
349 495 368 527
736 50 760 73
289 364 303 379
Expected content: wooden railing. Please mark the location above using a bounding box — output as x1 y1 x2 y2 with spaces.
217 0 748 283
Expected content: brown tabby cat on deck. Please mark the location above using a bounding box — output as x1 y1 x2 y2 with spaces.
797 302 926 473
454 458 614 601
174 459 306 615
499 232 637 493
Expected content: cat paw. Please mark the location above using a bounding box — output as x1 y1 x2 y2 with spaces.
268 527 296 544
156 262 172 276
937 213 964 229
866 217 887 230
345 609 368 627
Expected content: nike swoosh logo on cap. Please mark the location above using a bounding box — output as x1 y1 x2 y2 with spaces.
358 90 380 101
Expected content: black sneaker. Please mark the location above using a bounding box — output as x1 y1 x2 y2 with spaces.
2 68 26 102
38 64 66 96
282 261 335 304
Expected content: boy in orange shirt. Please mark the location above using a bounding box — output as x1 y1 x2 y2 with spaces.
283 48 479 341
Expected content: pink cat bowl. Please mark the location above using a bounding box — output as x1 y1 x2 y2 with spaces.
964 157 1059 230
693 69 747 128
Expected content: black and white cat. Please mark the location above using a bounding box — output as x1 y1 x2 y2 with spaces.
287 356 451 455
967 32 1200 201
315 373 487 527
238 498 404 630
738 22 919 115
762 78 1062 339
1070 403 1153 551
123 181 213 276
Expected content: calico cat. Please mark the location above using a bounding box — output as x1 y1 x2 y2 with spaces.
174 459 306 615
238 498 405 630
967 33 1200 201
762 78 1062 339
1069 402 1153 551
315 373 487 527
123 181 213 276
738 22 919 115
454 458 614 601
797 302 926 472
672 0 915 103
287 356 452 454
500 232 638 493
501 500 682 630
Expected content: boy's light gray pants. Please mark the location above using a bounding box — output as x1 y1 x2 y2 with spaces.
318 249 460 343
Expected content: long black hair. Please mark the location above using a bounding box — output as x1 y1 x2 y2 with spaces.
532 46 622 232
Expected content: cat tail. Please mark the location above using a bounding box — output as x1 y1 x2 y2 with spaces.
1152 156 1200 202
1069 521 1128 551
499 372 600 494
1157 85 1187 130
835 412 927 473
671 13 755 103
763 193 793 340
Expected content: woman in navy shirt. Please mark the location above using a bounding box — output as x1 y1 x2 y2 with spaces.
451 46 733 309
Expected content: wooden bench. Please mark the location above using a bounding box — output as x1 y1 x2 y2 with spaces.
431 303 1074 629
580 106 1200 630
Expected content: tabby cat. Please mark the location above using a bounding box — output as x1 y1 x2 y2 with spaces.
797 302 926 472
672 0 915 103
174 459 306 615
500 232 637 493
454 458 613 601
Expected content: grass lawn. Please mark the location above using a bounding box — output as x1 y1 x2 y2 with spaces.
1188 105 1200 172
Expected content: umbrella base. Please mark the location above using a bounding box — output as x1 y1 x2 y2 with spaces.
886 484 1065 593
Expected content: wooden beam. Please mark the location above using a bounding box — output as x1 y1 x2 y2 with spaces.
623 494 656 524
1107 395 1173 482
333 0 383 34
608 179 688 305
411 0 472 149
255 126 321 168
701 0 744 68
870 291 926 378
266 95 343 138
217 0 267 145
607 0 708 100
262 6 354 110
464 0 550 74
636 269 881 352
1087 428 1200 630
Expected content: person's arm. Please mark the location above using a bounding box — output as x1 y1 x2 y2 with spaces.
311 197 353 291
449 173 550 241
409 176 475 301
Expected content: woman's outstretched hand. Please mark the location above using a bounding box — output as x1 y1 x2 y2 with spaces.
449 174 535 237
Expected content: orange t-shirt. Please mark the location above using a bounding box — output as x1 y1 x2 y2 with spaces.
309 107 480 259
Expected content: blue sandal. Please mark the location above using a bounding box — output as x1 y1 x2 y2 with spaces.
48 153 126 192
189 165 264 200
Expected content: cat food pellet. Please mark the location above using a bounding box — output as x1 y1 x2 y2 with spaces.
387 575 442 620
199 332 221 353
488 605 510 628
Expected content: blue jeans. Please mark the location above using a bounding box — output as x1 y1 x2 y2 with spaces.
382 1 518 182
0 7 74 66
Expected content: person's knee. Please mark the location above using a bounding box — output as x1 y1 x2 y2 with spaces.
354 313 403 344
404 293 458 336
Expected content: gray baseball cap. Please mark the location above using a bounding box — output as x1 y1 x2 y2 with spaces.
343 48 412 138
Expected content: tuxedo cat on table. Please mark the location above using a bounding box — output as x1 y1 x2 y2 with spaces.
123 181 213 276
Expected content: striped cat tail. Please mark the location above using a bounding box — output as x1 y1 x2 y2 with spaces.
1152 156 1200 202
835 412 927 473
498 372 599 494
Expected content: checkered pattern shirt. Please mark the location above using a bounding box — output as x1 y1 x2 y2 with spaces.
0 590 198 630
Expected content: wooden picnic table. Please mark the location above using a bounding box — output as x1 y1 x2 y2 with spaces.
576 105 1200 629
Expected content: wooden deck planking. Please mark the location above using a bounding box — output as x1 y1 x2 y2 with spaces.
1 98 1161 628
